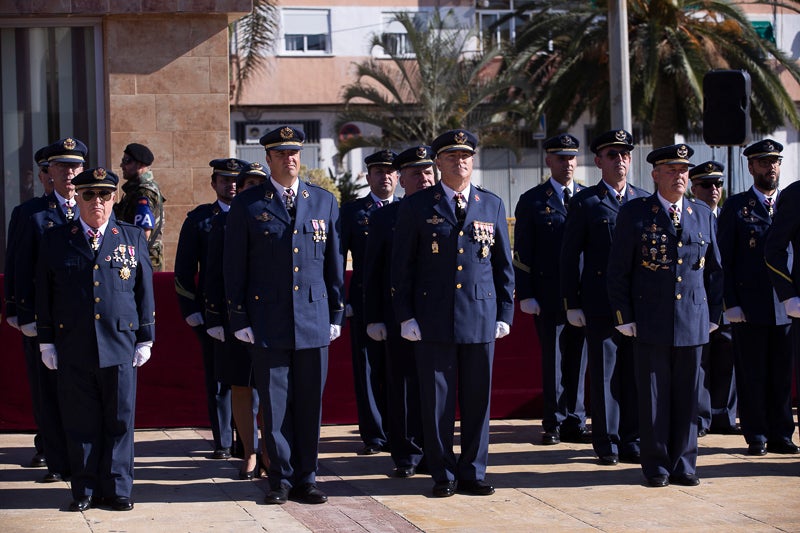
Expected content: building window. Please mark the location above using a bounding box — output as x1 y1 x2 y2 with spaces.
0 22 103 269
476 1 528 50
282 9 330 54
379 13 414 57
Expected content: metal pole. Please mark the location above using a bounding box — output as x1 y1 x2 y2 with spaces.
608 0 632 131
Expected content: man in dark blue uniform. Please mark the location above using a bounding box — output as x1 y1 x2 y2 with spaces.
340 149 399 455
4 146 53 468
363 145 435 477
718 139 797 456
608 144 722 487
689 162 739 436
15 137 88 483
560 129 643 466
174 157 247 459
224 126 344 505
36 167 155 511
391 129 514 498
513 133 589 446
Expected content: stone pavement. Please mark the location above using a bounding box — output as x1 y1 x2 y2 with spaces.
1 419 799 532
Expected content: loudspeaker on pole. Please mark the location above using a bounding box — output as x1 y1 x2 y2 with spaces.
702 70 751 146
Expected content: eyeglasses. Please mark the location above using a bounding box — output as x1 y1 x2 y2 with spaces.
604 150 631 160
754 158 782 167
698 181 724 189
81 189 113 202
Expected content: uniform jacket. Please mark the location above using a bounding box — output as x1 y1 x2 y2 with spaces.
203 210 228 329
765 181 800 302
174 202 223 319
223 180 344 350
35 219 155 367
4 194 49 318
514 179 585 314
717 188 790 326
607 195 723 347
340 193 398 314
115 171 166 270
560 180 645 317
391 181 514 344
14 193 79 325
363 200 401 334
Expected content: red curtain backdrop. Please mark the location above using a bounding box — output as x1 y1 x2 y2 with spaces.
0 272 542 430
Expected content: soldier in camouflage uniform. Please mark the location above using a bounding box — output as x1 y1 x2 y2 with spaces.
115 143 166 270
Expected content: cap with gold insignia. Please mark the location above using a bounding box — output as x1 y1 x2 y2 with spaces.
431 129 477 156
72 167 119 190
47 137 88 164
689 161 725 181
394 145 434 170
646 144 695 167
742 138 783 160
34 146 50 168
544 134 580 155
365 149 398 168
589 129 634 154
259 126 305 151
209 158 249 177
236 161 269 188
124 143 154 166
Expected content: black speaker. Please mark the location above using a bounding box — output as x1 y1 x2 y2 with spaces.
703 70 751 146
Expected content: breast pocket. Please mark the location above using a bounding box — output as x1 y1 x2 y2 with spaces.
303 220 327 259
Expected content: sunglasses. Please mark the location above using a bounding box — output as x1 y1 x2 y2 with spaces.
121 157 134 165
604 150 631 160
81 189 114 202
697 181 724 189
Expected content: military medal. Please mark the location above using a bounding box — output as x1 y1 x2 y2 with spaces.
432 240 439 254
472 221 495 259
698 257 705 269
119 265 131 280
312 219 321 242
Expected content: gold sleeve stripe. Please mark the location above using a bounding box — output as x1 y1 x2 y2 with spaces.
174 280 196 301
512 252 531 273
765 260 793 284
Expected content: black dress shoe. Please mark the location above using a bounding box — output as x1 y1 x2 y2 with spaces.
541 430 560 445
359 444 382 455
748 442 767 456
619 451 641 464
561 427 592 444
69 497 91 512
768 441 799 454
393 466 416 478
432 480 457 497
714 424 741 435
646 475 669 488
211 447 232 459
290 483 328 504
110 497 134 511
264 485 289 505
30 453 47 468
597 454 619 466
42 472 63 483
669 473 700 486
457 479 495 496
697 427 708 437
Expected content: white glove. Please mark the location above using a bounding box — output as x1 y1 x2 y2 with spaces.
234 327 255 344
615 323 637 337
206 326 225 342
40 344 58 370
366 323 388 341
185 312 204 327
330 324 342 341
133 344 151 367
519 298 541 315
724 306 746 323
495 321 511 338
20 322 37 337
7 316 19 330
345 304 354 318
709 322 719 334
566 309 586 327
400 318 422 341
783 297 800 319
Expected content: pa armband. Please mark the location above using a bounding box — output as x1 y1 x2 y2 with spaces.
134 197 155 229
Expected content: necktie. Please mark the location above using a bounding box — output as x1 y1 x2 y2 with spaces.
765 197 774 218
88 228 101 253
375 200 383 208
454 193 466 225
65 201 75 221
615 193 623 204
669 204 681 228
284 189 295 219
563 187 571 210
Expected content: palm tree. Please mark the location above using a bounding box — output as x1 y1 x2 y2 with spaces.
229 0 279 103
504 0 800 147
335 10 518 155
